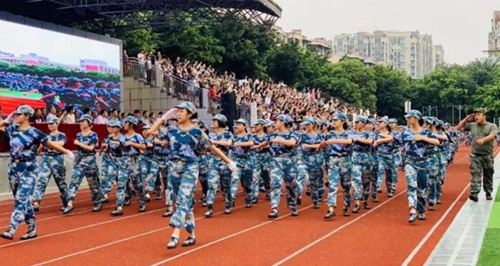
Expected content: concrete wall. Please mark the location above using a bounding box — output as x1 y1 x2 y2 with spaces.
0 154 103 200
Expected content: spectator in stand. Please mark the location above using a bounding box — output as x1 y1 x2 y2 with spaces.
94 110 108 125
61 106 76 124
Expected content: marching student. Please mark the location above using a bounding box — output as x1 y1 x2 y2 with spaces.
230 118 255 208
205 114 233 217
299 118 323 209
0 105 74 240
63 115 103 214
402 110 439 223
257 115 299 219
318 113 353 219
250 119 270 203
33 116 69 212
372 118 396 197
146 102 236 249
192 119 210 206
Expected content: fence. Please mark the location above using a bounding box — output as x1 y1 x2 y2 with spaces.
124 57 221 113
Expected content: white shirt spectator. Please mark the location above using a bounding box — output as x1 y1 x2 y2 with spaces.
94 115 108 125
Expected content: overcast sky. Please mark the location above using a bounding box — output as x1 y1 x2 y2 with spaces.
274 0 500 65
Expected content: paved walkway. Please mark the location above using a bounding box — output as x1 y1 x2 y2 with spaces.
425 154 500 266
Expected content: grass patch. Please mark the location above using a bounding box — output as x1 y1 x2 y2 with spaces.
477 183 500 266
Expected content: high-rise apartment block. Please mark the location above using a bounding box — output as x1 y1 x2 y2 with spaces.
272 26 332 56
332 31 444 78
487 11 500 56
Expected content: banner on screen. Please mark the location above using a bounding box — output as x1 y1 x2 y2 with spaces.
0 19 121 115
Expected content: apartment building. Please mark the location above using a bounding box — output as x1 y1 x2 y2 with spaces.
333 30 444 78
487 11 500 56
272 26 332 56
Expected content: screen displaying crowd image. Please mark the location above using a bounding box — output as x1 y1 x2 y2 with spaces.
0 19 121 115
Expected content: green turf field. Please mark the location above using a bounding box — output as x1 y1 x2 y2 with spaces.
476 183 500 266
0 88 60 101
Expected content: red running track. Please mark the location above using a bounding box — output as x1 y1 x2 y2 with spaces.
0 148 482 266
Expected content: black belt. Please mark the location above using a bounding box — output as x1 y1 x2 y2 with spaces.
79 153 96 157
332 154 348 157
235 154 250 158
11 158 35 163
407 156 428 161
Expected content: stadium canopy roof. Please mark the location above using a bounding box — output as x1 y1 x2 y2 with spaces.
0 0 282 27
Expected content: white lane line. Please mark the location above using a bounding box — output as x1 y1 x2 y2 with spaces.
0 189 236 248
401 184 469 266
272 152 472 266
29 202 254 266
271 190 407 266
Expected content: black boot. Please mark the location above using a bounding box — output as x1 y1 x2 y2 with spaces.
20 225 37 240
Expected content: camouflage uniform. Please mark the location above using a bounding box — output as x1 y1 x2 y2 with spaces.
231 132 254 205
299 129 323 205
402 127 436 214
325 129 353 210
464 120 498 197
251 132 270 201
34 131 68 206
100 134 114 196
374 131 397 195
141 136 160 193
351 128 373 202
267 129 299 211
67 131 103 206
164 125 213 231
206 130 233 208
5 123 48 235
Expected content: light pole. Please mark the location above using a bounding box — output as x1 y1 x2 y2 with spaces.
453 104 467 123
422 105 437 117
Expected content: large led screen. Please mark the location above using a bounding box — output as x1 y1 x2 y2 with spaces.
0 19 121 115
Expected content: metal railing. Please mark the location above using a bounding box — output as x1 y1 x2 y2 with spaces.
124 57 221 113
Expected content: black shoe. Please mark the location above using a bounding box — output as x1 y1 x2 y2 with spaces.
418 213 426 220
156 194 163 201
245 203 252 208
469 195 478 202
377 189 382 193
101 198 109 204
20 226 37 241
318 197 324 202
409 213 417 223
111 209 123 216
182 236 196 247
252 198 258 204
33 204 40 212
290 208 298 216
363 202 370 210
387 192 394 198
0 229 15 240
167 237 179 249
352 204 360 213
138 204 146 213
429 204 436 211
163 209 174 217
265 194 271 201
259 186 266 193
268 209 278 219
297 196 302 206
202 201 208 207
305 187 312 197
204 208 213 218
224 207 232 214
324 211 336 220
313 202 320 209
486 193 493 201
343 208 350 217
63 205 74 214
92 203 103 212
373 197 379 203
437 199 442 204
124 198 132 206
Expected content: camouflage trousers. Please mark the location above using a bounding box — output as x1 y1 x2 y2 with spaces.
370 153 379 197
168 160 198 232
436 153 448 202
404 158 429 213
199 155 210 198
377 153 396 194
295 155 309 196
111 156 147 207
302 153 322 203
470 154 494 196
34 154 68 206
231 156 254 205
67 155 102 205
327 156 352 209
269 156 298 210
139 155 160 193
252 152 270 200
392 151 402 188
426 154 440 205
100 153 114 195
351 151 373 201
206 159 232 208
8 161 37 232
